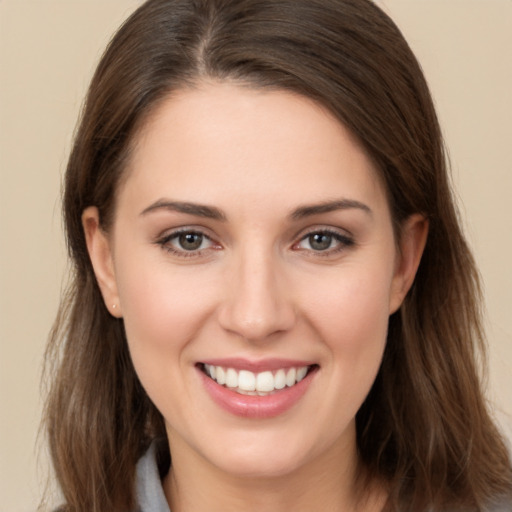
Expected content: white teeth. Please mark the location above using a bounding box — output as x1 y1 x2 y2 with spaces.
203 364 311 394
296 366 308 382
238 370 256 391
256 371 274 392
216 366 226 385
274 369 286 390
285 368 296 387
225 368 238 388
237 389 257 396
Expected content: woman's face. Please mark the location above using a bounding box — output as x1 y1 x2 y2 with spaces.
85 82 425 479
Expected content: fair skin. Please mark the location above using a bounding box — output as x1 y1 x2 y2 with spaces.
83 82 427 512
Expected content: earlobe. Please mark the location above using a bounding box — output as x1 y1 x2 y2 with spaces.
82 207 122 318
389 214 429 314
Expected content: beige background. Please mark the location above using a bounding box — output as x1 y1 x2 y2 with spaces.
0 1 510 510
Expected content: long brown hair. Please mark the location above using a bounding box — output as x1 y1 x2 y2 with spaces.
43 1 512 511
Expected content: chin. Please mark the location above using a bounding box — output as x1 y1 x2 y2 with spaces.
198 428 330 480
214 450 308 480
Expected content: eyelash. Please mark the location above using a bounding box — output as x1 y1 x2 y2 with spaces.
155 227 355 259
155 229 219 258
293 229 355 256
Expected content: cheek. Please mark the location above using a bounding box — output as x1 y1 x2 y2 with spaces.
287 264 393 451
113 259 224 421
114 255 218 369
302 263 393 377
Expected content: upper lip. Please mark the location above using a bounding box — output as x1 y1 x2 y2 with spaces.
198 358 316 372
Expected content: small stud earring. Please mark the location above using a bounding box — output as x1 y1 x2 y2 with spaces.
112 304 117 309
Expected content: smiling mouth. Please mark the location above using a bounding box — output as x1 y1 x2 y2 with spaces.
199 363 317 396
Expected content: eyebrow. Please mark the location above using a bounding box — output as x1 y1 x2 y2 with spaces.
289 199 372 220
140 200 227 221
140 198 371 222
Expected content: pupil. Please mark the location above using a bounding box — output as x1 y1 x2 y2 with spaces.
310 233 332 251
179 233 202 250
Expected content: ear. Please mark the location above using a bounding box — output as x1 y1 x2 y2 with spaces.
389 214 429 314
82 206 122 318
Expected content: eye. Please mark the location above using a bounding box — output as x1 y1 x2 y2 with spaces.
305 232 335 251
294 229 354 254
156 229 219 257
176 232 207 251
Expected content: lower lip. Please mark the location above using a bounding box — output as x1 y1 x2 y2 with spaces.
199 367 316 419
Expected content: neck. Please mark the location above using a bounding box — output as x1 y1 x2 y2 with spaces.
163 428 386 512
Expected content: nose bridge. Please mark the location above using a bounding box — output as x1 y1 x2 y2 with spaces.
218 242 295 341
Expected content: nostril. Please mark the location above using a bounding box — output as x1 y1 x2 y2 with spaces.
217 303 296 342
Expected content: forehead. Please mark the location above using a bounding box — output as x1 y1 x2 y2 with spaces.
120 82 387 216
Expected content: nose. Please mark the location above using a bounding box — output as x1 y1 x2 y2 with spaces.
217 249 296 342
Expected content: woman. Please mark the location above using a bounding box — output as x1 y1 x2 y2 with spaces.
43 0 512 511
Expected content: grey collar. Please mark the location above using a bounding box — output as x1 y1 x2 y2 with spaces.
136 442 171 512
